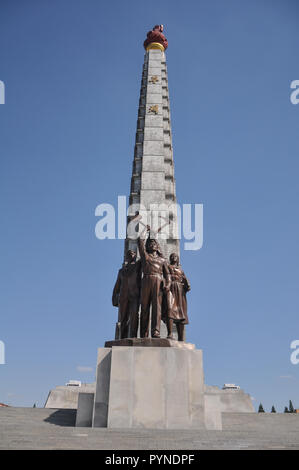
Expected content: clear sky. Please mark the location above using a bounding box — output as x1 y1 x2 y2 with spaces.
0 0 298 412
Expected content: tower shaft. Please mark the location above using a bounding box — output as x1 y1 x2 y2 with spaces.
125 48 179 262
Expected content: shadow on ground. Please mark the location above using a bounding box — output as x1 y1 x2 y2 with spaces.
44 409 77 427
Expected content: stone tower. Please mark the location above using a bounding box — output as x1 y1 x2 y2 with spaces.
125 28 180 263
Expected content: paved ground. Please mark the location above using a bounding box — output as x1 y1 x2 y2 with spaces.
1 407 299 450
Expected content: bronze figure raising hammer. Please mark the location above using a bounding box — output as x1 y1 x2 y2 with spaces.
138 226 171 338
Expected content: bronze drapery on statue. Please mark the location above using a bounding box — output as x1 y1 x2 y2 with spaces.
163 253 191 342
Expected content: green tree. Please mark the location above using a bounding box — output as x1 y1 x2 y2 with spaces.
271 405 276 413
289 400 295 413
284 406 289 413
258 403 265 413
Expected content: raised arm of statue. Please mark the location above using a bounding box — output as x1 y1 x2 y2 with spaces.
137 225 150 260
137 236 146 261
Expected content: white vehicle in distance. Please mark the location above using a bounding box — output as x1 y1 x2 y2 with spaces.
222 383 240 390
65 380 82 387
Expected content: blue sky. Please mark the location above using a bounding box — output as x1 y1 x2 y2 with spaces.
0 0 298 412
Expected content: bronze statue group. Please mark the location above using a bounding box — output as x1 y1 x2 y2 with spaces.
112 226 190 342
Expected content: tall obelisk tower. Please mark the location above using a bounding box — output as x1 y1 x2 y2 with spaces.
125 26 180 262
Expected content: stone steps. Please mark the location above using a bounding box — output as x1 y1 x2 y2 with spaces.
1 407 299 450
0 407 76 427
222 412 299 432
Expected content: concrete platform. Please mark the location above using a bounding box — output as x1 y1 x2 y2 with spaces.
1 407 299 449
44 383 95 409
205 385 254 413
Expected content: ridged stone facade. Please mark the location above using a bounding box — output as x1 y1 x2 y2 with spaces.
125 48 180 262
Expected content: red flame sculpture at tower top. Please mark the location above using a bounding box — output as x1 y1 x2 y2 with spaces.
143 25 168 51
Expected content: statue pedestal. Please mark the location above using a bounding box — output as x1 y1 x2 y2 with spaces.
91 340 206 429
72 342 254 430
